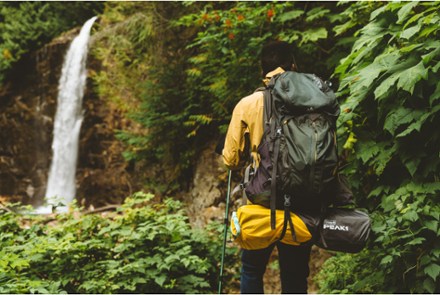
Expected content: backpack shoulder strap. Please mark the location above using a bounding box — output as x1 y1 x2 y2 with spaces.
253 85 272 137
254 79 282 230
269 125 281 230
263 87 280 230
263 88 272 129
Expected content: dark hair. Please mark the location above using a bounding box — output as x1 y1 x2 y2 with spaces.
261 41 294 77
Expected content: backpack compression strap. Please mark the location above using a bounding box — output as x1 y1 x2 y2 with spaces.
278 195 298 242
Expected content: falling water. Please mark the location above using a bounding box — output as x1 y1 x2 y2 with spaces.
36 16 97 214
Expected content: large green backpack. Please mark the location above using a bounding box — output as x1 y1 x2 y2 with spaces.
245 71 341 230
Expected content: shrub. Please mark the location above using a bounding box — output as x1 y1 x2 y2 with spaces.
318 2 440 293
0 192 237 294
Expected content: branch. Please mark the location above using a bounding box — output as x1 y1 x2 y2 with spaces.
0 200 14 213
84 204 121 215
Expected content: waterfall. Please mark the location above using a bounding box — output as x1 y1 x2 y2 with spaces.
36 16 97 214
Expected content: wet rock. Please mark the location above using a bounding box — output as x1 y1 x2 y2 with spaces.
0 36 65 204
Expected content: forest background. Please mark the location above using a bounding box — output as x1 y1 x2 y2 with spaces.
0 1 439 294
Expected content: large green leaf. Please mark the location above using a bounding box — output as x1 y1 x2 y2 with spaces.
396 61 428 94
370 5 387 21
429 83 440 106
300 27 328 45
422 45 440 65
396 2 418 24
334 19 356 36
356 140 381 164
374 144 397 175
278 10 304 23
424 263 440 281
374 72 400 100
401 156 421 177
351 35 383 65
305 7 330 22
396 105 440 138
400 23 421 40
350 62 384 93
383 107 416 136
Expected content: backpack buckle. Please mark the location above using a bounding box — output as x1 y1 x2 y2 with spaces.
284 195 291 208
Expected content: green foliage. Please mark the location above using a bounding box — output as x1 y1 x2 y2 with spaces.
92 2 203 190
94 2 375 192
108 1 367 189
316 250 379 294
0 2 103 83
176 2 347 136
0 193 237 294
319 2 440 293
92 2 155 112
91 2 158 169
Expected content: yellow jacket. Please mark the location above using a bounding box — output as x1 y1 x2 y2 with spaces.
222 67 285 169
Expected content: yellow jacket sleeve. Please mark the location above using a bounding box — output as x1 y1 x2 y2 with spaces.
222 67 285 170
222 91 264 170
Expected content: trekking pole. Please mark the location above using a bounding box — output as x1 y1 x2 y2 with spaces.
218 169 232 294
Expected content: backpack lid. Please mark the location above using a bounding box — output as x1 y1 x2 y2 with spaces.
272 71 340 117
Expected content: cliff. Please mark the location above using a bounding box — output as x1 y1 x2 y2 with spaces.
0 28 141 208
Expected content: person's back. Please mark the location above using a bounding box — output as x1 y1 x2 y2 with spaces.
222 41 313 294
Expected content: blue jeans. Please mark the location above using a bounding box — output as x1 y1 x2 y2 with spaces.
240 242 312 294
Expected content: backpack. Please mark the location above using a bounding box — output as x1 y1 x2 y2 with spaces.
243 71 341 235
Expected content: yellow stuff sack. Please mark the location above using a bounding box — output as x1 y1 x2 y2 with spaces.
230 204 313 250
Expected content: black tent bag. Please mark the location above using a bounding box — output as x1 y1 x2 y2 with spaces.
315 208 371 253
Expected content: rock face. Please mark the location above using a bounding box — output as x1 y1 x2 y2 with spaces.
185 141 242 228
0 31 72 205
185 142 225 227
76 69 140 208
0 29 140 208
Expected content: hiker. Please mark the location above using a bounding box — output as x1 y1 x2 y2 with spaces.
222 41 315 294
